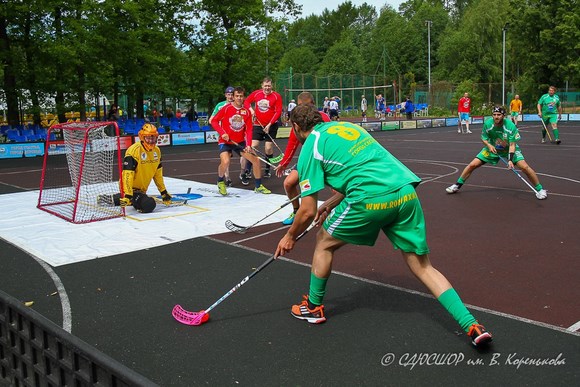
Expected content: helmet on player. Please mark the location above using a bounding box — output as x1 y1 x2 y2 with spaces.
139 123 159 151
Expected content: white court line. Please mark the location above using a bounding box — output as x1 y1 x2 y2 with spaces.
1 237 72 333
567 321 580 332
207 234 580 337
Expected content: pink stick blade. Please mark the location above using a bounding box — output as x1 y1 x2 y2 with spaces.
172 305 210 326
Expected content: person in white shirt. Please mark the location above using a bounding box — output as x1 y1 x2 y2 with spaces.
361 95 368 122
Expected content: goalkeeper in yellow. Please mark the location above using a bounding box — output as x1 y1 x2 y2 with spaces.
116 123 171 213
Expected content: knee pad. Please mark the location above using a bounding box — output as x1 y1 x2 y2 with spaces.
133 193 156 213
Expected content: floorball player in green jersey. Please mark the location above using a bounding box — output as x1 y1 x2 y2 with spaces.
446 105 547 200
274 104 493 347
537 85 563 144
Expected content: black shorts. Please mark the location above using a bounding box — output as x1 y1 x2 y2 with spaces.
252 122 279 141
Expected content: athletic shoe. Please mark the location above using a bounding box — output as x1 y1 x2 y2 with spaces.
467 323 493 347
226 179 233 187
264 170 272 178
536 189 548 200
291 295 326 324
541 138 546 143
458 128 461 133
446 184 460 194
239 172 250 186
555 139 561 145
466 129 472 134
254 184 271 194
217 181 227 196
282 212 296 225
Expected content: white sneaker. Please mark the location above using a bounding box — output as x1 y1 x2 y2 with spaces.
446 184 460 194
466 129 472 134
541 138 546 143
458 128 461 133
536 189 547 200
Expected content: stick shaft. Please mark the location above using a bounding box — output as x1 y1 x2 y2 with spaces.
540 118 553 141
203 222 316 314
497 155 537 193
226 194 301 233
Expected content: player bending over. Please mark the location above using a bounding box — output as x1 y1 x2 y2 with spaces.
275 104 493 348
446 106 547 200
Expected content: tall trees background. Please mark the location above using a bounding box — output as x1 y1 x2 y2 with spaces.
1 0 578 125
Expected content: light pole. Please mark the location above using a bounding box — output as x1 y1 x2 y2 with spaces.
502 23 509 106
425 20 432 105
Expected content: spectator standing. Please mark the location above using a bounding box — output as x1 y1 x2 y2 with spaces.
457 92 472 134
322 97 330 114
286 99 297 126
328 97 339 121
509 95 522 126
360 95 368 122
404 96 414 120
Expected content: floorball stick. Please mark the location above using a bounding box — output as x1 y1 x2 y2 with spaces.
172 222 317 326
539 118 553 142
497 155 537 194
225 194 301 234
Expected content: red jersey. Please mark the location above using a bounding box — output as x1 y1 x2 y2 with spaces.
210 104 253 145
279 111 331 168
458 97 471 113
244 89 283 126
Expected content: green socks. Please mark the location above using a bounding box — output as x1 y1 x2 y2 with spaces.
553 129 559 140
308 272 328 307
438 288 477 332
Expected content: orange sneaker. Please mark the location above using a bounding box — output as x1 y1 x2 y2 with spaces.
291 295 326 324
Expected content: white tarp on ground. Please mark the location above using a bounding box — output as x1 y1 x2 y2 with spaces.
0 177 292 267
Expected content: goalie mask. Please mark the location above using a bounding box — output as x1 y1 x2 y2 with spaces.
139 123 159 151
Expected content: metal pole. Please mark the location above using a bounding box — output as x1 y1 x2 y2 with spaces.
502 23 509 106
426 20 431 90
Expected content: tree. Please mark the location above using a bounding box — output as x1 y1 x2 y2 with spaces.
509 0 580 101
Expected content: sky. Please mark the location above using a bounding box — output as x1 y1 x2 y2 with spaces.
294 0 404 17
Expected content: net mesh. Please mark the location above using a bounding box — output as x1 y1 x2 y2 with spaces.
37 122 124 224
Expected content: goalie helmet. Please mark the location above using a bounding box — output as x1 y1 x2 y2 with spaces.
139 123 159 151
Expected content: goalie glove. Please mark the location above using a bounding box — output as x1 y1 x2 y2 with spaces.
160 190 172 205
119 194 133 207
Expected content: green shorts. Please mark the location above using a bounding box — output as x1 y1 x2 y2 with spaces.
323 184 429 255
542 115 558 125
510 112 519 118
476 148 524 165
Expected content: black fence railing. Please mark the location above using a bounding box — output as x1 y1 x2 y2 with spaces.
0 289 157 386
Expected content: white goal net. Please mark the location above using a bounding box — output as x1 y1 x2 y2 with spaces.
37 122 124 223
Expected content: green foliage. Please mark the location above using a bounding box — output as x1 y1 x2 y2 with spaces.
1 0 578 125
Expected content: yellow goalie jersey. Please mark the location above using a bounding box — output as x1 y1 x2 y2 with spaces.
122 142 167 196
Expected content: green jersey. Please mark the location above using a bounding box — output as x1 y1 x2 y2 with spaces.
481 117 521 152
211 100 229 117
537 93 560 116
297 122 420 203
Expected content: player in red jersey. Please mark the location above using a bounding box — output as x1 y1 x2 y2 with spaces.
275 92 331 225
211 86 271 196
243 76 283 179
457 92 472 134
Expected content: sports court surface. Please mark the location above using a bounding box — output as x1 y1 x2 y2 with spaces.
1 121 579 385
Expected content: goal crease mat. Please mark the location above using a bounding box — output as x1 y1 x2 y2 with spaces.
0 178 290 267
